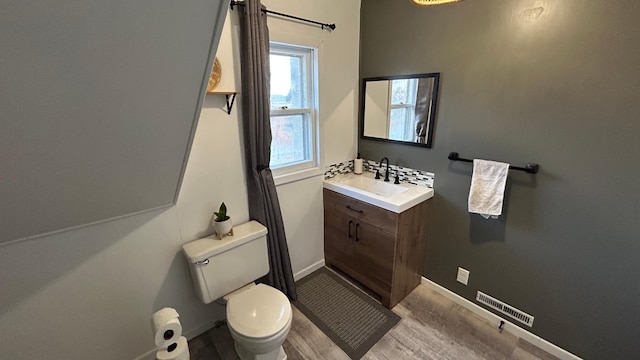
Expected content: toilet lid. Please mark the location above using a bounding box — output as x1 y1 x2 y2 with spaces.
227 284 292 338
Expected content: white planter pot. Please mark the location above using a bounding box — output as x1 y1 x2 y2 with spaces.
213 218 233 239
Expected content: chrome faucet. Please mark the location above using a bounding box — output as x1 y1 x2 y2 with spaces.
377 157 390 182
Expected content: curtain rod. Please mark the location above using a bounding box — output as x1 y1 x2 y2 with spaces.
229 1 336 31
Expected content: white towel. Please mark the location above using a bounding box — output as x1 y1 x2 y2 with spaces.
468 159 510 219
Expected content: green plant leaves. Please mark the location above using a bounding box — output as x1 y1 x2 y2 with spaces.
213 202 228 222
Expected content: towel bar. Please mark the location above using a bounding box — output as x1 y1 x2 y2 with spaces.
448 152 539 174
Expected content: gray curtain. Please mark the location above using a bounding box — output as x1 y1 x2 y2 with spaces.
238 0 297 300
414 78 434 143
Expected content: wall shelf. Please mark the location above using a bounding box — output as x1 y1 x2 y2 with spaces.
207 91 237 114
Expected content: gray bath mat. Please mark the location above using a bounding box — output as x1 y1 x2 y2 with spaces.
294 267 400 359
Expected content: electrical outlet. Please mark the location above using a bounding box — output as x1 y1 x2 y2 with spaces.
457 267 470 285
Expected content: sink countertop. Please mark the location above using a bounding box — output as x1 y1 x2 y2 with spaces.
323 171 434 213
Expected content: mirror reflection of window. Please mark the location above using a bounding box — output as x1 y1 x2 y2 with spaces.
389 79 418 141
361 73 439 148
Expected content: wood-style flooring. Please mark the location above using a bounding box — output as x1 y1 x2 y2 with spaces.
189 281 560 360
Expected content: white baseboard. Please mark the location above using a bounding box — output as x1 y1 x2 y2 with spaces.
132 347 156 360
183 318 221 340
294 259 325 281
421 277 582 360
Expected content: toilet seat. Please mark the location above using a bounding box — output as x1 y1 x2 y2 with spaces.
227 284 292 339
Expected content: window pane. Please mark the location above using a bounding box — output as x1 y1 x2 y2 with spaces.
391 79 418 105
391 79 409 104
270 114 311 168
389 107 414 141
270 53 306 110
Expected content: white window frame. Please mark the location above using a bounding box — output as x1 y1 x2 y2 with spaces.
269 42 322 185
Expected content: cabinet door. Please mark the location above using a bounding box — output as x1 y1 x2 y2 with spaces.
324 206 355 271
354 223 395 289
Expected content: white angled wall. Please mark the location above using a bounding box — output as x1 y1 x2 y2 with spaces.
0 1 361 360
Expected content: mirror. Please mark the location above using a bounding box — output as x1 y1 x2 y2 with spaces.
361 73 440 148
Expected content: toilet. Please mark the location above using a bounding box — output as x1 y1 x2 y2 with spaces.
182 220 292 360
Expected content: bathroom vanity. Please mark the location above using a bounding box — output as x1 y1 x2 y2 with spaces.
323 172 433 308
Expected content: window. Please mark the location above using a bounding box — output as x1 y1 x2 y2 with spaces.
269 43 319 182
388 79 418 141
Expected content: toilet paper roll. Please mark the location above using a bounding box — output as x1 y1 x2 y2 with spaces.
354 158 363 174
152 307 182 348
156 336 189 360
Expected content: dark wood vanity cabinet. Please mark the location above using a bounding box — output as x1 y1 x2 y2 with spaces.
323 188 432 308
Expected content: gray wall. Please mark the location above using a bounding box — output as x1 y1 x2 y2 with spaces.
0 1 225 243
359 1 640 358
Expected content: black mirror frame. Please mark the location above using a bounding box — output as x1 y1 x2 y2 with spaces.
360 72 440 148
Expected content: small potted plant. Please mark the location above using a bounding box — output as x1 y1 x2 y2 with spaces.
213 202 233 239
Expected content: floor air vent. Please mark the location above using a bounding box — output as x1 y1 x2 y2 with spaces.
476 291 534 327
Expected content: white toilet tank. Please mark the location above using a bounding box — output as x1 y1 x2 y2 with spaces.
182 221 269 304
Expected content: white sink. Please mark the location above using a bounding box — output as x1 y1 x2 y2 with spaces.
323 171 434 213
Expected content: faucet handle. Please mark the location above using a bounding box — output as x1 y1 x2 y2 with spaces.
375 170 381 179
394 173 400 184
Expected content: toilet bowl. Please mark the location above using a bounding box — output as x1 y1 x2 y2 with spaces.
226 284 292 360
